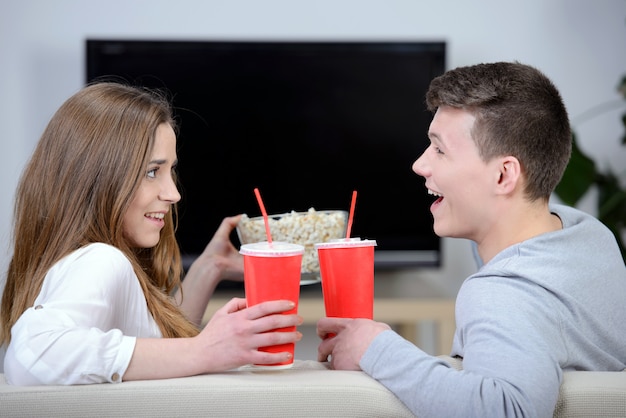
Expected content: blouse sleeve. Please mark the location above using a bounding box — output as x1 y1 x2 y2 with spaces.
4 244 155 385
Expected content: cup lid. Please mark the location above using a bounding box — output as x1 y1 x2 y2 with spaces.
240 241 305 257
314 238 377 250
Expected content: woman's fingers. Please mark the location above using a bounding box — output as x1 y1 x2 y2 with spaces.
215 298 302 336
214 215 242 239
244 300 297 319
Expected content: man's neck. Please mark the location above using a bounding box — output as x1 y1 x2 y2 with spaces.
477 200 562 264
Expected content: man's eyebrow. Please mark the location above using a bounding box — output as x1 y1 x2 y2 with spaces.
428 132 441 143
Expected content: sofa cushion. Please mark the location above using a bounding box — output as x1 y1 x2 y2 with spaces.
2 357 625 417
438 355 626 418
0 360 414 417
553 371 626 418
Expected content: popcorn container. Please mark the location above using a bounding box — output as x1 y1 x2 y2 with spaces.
237 209 348 284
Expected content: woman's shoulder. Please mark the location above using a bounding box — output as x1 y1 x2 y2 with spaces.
47 243 136 285
72 242 128 259
59 242 129 267
35 243 141 304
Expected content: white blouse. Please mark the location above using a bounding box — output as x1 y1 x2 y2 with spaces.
4 243 161 385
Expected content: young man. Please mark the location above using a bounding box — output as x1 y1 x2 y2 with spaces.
317 62 626 417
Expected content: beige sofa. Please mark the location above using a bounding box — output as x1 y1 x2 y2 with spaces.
1 357 624 417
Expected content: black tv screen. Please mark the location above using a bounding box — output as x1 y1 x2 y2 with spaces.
86 39 444 271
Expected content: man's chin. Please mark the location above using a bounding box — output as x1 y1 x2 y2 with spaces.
433 222 454 239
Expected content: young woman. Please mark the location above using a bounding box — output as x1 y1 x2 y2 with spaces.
0 82 302 385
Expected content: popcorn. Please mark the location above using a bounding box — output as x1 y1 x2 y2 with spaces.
237 208 348 275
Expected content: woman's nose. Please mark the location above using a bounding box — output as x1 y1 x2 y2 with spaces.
161 176 181 203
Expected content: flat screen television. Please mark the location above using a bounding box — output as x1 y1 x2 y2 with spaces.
86 39 445 273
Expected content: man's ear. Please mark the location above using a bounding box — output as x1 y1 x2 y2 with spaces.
495 156 521 195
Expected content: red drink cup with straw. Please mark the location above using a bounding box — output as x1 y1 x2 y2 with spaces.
241 241 304 369
241 188 304 368
315 191 377 321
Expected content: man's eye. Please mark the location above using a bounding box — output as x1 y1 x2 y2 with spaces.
147 168 158 178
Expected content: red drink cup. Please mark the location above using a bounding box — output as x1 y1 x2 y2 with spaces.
315 238 377 320
240 241 304 369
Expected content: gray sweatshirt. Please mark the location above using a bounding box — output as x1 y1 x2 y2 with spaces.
361 204 626 418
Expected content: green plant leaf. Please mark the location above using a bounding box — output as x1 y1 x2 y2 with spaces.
599 189 626 217
596 170 626 261
597 172 626 219
555 133 596 206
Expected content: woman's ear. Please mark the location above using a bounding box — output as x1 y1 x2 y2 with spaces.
495 156 521 195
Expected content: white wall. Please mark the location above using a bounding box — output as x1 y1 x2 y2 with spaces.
1 0 625 311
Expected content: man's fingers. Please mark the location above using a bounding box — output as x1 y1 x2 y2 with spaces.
317 316 350 338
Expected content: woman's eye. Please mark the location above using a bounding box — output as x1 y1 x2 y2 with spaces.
434 147 444 155
147 168 158 179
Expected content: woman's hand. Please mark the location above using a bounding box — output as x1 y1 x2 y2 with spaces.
124 298 303 381
193 215 244 283
197 298 303 371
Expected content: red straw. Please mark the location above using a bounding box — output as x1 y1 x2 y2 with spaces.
253 188 273 245
345 190 357 239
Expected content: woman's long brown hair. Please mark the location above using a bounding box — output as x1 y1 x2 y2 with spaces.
1 82 199 344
